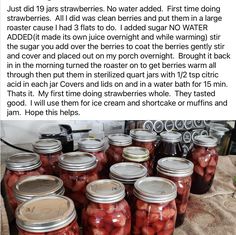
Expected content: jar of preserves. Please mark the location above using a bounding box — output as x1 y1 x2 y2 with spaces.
58 152 98 216
83 179 131 235
106 134 132 168
156 157 193 227
78 138 108 178
109 162 147 207
33 139 62 176
16 195 80 235
14 175 64 207
153 131 183 175
130 129 157 158
122 146 152 175
3 153 42 214
187 135 218 194
133 177 177 235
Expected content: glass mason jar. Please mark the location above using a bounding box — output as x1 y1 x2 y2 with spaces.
133 177 177 235
106 134 132 168
14 175 64 207
3 153 42 214
122 146 152 175
156 157 193 227
33 139 62 176
130 128 157 159
109 162 147 208
83 179 131 235
78 138 108 178
153 131 183 175
187 135 218 194
16 195 80 235
58 152 98 217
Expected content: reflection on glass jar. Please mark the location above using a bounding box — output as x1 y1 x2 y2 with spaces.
33 139 62 176
16 195 80 235
187 135 218 194
133 177 177 235
82 179 131 235
156 157 193 227
78 138 108 178
106 134 132 168
153 131 183 175
3 153 43 214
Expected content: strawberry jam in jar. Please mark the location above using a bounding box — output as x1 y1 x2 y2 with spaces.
78 138 108 178
16 195 80 235
3 153 42 214
58 152 98 217
153 131 183 175
187 135 218 194
133 177 177 235
122 147 152 175
33 139 62 176
156 157 193 227
14 175 64 207
83 179 131 235
106 134 132 168
109 162 147 207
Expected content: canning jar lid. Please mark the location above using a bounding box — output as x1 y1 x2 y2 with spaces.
210 126 229 135
14 175 65 203
108 134 132 146
182 131 191 143
16 195 76 232
6 153 41 171
109 162 147 184
143 120 154 131
134 177 177 203
78 138 105 152
86 179 125 203
160 131 182 143
33 139 62 154
193 135 217 147
123 146 149 162
153 120 164 133
58 152 97 171
130 129 157 142
156 157 193 177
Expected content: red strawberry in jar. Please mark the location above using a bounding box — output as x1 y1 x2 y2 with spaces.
83 179 131 235
187 135 218 194
133 177 177 235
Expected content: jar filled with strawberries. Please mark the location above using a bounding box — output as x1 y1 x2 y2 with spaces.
82 179 131 235
106 134 132 168
58 152 99 218
156 157 193 227
133 177 177 235
3 153 43 214
33 139 62 176
16 195 80 235
78 138 108 178
187 135 218 194
109 162 147 207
